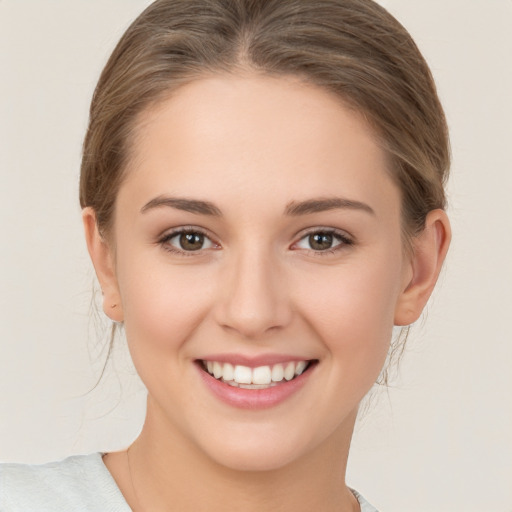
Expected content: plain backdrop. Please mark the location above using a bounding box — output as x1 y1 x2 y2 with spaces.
1 1 511 511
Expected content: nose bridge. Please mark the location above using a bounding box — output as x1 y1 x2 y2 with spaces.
216 241 291 339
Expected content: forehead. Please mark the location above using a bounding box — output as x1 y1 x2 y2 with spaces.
120 74 400 219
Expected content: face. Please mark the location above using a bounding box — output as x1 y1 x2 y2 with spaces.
101 75 413 471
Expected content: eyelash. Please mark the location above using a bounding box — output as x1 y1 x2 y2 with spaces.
158 227 354 256
292 228 354 256
158 227 218 257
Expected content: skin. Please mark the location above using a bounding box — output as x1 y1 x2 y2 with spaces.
84 74 450 511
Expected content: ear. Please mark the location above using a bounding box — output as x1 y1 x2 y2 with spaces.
394 209 451 326
82 207 124 323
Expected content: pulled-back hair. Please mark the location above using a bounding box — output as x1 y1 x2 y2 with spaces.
80 0 449 241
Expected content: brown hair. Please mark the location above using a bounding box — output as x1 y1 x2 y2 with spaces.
80 0 449 239
80 0 449 386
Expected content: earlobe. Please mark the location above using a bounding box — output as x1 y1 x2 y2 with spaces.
82 208 124 323
394 209 451 326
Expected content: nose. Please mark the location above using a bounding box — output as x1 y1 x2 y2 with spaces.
214 247 293 340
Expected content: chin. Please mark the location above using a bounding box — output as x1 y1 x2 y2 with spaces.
204 437 306 473
189 417 341 474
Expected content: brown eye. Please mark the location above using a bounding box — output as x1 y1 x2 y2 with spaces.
179 232 205 251
294 229 352 253
164 230 215 253
308 233 334 251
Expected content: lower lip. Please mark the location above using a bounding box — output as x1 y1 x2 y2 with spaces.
196 362 315 410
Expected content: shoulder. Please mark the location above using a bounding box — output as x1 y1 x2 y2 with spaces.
0 453 131 512
351 488 380 512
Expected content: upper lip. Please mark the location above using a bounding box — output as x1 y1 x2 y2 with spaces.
197 353 315 368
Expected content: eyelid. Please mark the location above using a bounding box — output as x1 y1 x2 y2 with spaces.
291 227 354 252
158 226 220 255
156 225 353 256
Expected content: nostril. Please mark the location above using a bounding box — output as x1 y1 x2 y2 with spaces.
213 261 293 338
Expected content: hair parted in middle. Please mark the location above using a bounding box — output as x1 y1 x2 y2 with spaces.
80 0 449 241
80 0 450 387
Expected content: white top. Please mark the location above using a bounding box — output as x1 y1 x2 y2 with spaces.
0 453 378 511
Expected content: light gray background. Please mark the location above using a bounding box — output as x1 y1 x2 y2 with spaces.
1 1 511 511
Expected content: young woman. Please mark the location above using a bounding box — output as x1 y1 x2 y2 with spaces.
1 1 450 510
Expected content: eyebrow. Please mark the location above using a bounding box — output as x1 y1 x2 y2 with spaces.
141 196 222 216
140 195 375 217
284 197 375 216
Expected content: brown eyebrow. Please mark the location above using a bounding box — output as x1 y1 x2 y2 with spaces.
284 197 375 216
141 196 222 216
141 195 374 217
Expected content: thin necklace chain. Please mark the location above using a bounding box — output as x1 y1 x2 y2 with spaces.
127 445 145 512
125 446 356 512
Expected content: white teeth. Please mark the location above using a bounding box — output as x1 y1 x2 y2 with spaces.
227 381 278 389
284 362 295 381
213 361 223 379
234 365 252 384
203 360 311 386
271 364 284 382
252 366 272 385
222 363 234 381
295 361 307 376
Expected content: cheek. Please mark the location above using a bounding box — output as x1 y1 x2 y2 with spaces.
116 254 214 359
295 254 402 375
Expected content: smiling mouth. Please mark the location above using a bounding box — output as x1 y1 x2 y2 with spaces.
199 360 315 389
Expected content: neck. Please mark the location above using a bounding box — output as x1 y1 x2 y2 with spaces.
119 400 359 512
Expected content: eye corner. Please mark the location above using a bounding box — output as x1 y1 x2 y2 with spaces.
291 228 354 254
158 226 220 256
